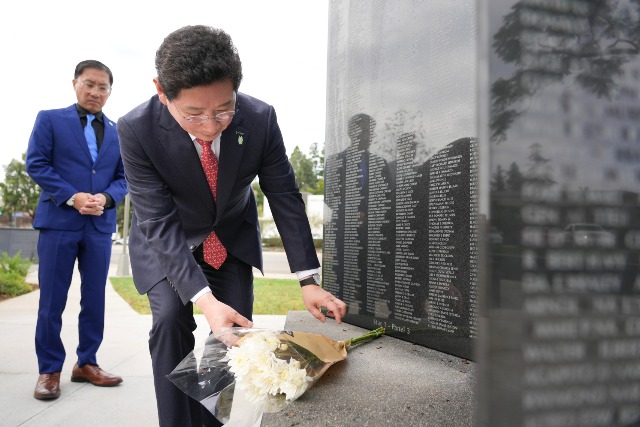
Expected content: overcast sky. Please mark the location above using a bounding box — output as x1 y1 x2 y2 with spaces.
0 0 329 173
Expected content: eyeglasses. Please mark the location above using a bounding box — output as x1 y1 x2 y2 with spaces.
77 79 111 96
171 101 236 125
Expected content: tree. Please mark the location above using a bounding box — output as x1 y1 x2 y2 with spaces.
314 178 324 196
252 181 264 217
308 142 325 179
290 146 318 193
0 153 40 224
307 142 325 195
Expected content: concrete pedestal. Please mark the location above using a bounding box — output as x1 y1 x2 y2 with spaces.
261 311 476 427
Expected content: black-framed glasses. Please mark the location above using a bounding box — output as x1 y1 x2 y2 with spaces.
77 79 111 96
172 101 236 125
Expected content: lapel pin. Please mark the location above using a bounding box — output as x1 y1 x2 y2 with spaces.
237 131 244 145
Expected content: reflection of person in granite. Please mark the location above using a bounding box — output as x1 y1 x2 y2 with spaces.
324 113 394 316
348 113 373 224
413 137 475 334
325 114 373 314
346 113 394 317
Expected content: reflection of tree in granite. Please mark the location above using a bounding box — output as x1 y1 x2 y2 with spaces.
491 164 507 192
503 161 525 244
491 142 558 287
381 108 431 165
490 0 640 142
525 143 556 188
491 144 556 247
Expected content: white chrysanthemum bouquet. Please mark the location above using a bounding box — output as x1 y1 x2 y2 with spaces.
226 330 312 405
168 327 384 426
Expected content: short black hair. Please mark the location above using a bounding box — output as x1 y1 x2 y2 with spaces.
74 60 113 86
155 25 243 101
348 113 376 149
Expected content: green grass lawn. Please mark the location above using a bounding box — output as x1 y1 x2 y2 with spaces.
110 277 305 315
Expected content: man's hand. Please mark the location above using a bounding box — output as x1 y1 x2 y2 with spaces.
301 285 347 324
195 292 252 344
74 192 105 216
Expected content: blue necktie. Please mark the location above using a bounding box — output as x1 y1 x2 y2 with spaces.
85 114 98 162
360 153 367 187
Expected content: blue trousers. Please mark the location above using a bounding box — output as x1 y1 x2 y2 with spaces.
35 223 112 373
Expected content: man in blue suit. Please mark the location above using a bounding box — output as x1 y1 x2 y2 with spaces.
118 26 347 426
26 60 128 401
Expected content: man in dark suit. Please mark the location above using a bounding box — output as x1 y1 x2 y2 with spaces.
26 60 128 401
117 25 347 427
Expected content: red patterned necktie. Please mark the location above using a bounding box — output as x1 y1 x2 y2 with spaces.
195 138 227 269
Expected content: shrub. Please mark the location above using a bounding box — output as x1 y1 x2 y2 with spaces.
0 251 31 276
0 271 32 297
0 252 33 298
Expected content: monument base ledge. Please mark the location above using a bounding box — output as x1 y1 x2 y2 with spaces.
261 310 476 427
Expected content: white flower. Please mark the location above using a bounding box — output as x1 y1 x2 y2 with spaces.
278 359 311 400
226 331 313 406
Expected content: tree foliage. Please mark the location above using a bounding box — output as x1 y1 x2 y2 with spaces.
252 181 264 217
308 142 325 178
0 153 40 224
290 145 323 194
490 0 640 142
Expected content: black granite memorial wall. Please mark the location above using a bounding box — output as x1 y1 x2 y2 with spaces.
323 0 478 360
478 0 640 425
325 0 640 425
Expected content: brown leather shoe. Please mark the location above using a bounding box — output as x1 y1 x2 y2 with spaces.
70 363 123 387
34 372 61 400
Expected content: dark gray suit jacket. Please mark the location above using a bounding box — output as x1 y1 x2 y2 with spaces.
117 93 319 304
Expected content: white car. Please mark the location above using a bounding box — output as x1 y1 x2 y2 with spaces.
564 223 615 247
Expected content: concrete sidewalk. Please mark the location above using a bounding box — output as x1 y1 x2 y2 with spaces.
0 248 285 427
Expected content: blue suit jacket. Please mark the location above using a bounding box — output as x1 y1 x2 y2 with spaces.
118 93 319 304
26 104 128 232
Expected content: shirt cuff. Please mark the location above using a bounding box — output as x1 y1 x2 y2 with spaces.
191 287 211 303
296 268 319 280
101 192 116 209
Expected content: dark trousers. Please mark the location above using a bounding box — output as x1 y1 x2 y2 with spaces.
35 224 112 373
148 250 253 427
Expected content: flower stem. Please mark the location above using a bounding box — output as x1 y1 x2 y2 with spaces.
348 326 385 347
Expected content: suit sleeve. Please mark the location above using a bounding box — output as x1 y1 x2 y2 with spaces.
26 111 77 205
257 106 320 272
117 117 210 304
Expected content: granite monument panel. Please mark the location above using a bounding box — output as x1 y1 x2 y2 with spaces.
323 0 478 360
478 0 640 425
